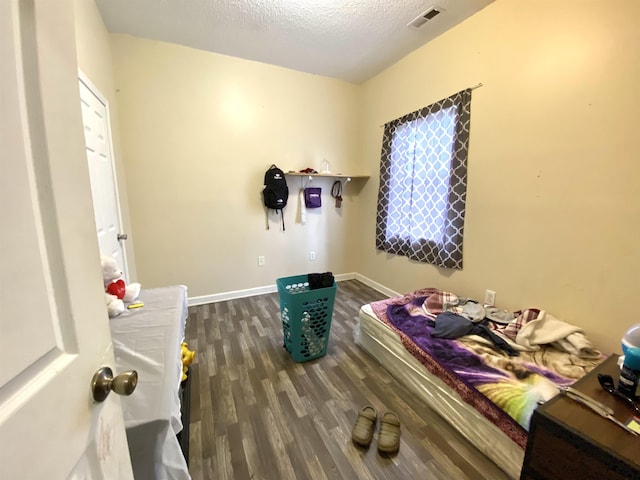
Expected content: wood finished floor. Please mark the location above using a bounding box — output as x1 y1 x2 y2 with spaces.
184 279 511 480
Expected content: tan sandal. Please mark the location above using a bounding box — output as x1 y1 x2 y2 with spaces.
377 411 400 454
351 405 378 446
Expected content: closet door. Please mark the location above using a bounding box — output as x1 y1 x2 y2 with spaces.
80 74 130 279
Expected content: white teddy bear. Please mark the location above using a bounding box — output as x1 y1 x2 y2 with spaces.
105 292 125 318
101 255 141 317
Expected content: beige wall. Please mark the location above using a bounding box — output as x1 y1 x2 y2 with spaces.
359 0 640 354
99 0 638 353
109 35 363 296
73 0 137 279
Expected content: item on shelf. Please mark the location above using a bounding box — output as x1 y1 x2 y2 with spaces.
299 167 318 174
321 159 331 174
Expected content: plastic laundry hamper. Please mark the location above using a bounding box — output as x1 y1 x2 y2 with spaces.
276 274 337 362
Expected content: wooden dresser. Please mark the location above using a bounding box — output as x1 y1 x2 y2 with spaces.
521 355 640 480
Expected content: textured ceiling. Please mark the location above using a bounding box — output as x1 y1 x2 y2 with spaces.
95 0 493 84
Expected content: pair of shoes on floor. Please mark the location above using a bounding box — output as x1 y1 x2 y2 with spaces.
351 405 400 454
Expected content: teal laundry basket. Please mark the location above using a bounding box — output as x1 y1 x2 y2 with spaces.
276 275 337 362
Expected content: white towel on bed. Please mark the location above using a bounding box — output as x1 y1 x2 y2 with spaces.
551 332 602 359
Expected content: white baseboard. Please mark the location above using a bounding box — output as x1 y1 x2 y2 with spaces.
188 284 277 306
353 273 399 298
187 272 392 306
334 272 356 282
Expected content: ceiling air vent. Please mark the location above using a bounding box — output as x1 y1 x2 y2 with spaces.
408 7 442 29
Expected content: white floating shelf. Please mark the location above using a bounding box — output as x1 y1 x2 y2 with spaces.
285 172 369 179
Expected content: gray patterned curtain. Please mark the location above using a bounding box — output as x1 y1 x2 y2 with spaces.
375 89 471 269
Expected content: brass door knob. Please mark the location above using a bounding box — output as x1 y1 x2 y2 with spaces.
91 366 138 403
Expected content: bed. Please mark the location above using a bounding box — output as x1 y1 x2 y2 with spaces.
354 288 604 479
110 285 190 480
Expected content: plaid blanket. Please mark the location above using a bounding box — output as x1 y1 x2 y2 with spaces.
369 288 604 449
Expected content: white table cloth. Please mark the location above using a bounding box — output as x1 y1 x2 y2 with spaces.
110 285 190 480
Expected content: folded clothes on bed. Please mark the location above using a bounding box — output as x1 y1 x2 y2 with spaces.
485 306 517 324
489 309 602 358
422 291 486 322
419 290 600 358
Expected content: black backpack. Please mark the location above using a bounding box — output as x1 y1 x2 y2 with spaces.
263 164 289 230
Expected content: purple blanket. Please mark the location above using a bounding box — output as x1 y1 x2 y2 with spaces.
370 289 603 449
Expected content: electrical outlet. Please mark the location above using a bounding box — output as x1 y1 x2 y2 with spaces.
257 256 265 267
309 251 316 261
484 289 496 307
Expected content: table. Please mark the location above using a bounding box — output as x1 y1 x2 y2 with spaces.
110 285 190 480
520 355 640 480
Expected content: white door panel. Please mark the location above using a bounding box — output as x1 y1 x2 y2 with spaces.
0 1 132 478
80 75 129 276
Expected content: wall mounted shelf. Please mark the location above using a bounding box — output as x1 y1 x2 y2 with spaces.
285 172 370 180
283 171 370 198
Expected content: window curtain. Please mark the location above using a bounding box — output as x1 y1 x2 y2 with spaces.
375 89 471 269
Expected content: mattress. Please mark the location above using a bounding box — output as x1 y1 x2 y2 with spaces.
356 303 524 479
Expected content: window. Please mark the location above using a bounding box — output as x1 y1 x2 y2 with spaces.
375 89 471 269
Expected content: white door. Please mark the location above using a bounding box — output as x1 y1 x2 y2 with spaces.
0 1 133 479
79 75 130 279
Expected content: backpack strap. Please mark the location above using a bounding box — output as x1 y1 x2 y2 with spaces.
265 207 286 231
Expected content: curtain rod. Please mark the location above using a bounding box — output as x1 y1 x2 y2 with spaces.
379 83 483 128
